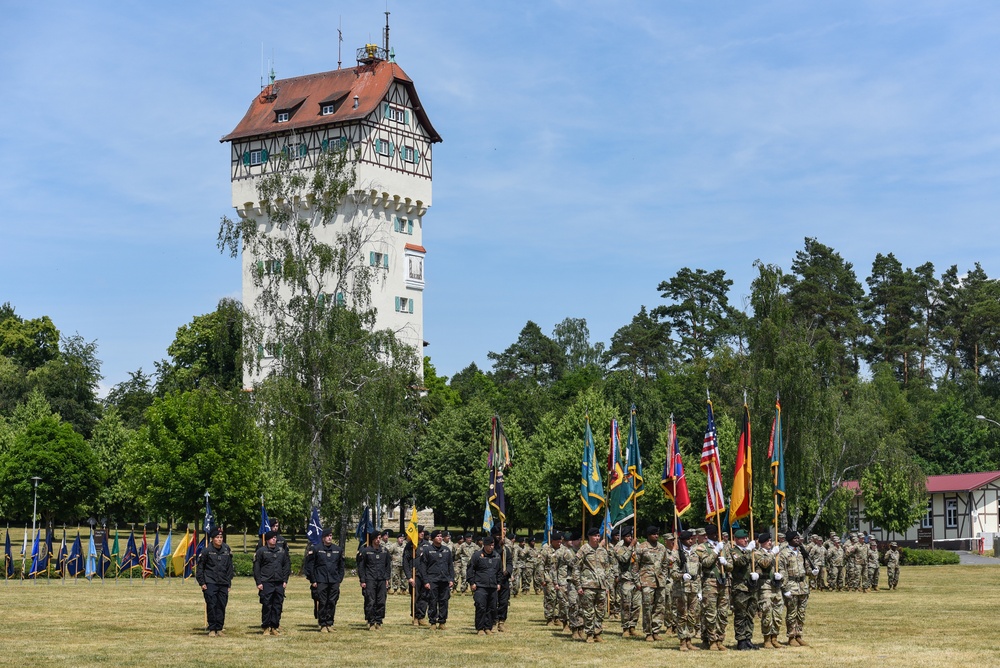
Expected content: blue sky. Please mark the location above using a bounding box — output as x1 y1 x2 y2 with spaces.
3 2 1000 394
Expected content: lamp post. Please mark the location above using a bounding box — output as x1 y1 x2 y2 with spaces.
976 415 1000 428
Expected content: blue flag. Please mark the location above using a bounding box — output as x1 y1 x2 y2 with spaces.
99 533 112 578
355 507 374 546
120 531 139 571
67 534 83 577
4 530 12 579
204 498 215 537
86 533 97 579
482 497 494 533
157 531 172 578
259 500 271 540
600 507 613 540
28 529 42 578
306 507 323 545
580 416 605 516
544 498 554 545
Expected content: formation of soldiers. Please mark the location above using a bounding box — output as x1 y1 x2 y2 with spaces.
196 521 903 644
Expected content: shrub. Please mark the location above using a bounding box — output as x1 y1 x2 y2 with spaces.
900 547 960 565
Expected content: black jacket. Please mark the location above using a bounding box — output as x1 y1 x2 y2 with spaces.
357 545 391 582
418 543 455 583
402 539 428 577
467 548 502 588
253 544 291 584
196 542 234 586
304 543 345 585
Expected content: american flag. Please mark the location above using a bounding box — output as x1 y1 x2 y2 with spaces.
700 400 727 520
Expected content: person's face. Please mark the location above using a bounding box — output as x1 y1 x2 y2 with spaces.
267 536 277 548
761 539 772 550
433 535 443 547
465 537 472 544
791 536 803 548
735 537 748 548
665 538 676 550
484 543 494 554
323 534 333 547
212 535 224 548
647 532 659 545
682 537 695 549
552 539 562 549
398 536 405 544
588 535 600 548
696 534 707 544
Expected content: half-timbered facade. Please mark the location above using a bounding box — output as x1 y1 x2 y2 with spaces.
845 471 1000 551
221 53 441 386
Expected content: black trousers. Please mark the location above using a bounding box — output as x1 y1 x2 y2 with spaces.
314 582 341 627
473 586 498 630
497 581 511 622
427 581 451 624
363 579 387 624
411 579 430 619
203 583 229 631
259 581 286 629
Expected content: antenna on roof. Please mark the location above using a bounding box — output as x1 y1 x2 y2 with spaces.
338 17 343 69
260 43 264 92
384 8 390 56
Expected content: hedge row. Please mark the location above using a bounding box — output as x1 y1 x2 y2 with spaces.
899 548 961 565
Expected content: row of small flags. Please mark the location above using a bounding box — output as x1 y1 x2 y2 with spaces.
2 525 200 580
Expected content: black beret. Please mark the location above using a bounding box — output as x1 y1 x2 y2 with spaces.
646 525 660 536
757 531 772 543
482 535 495 546
706 525 719 538
431 529 443 539
417 525 425 533
263 530 277 541
321 528 333 538
622 527 634 537
678 530 693 540
464 533 473 539
551 532 563 541
786 530 800 542
209 527 223 538
586 527 600 537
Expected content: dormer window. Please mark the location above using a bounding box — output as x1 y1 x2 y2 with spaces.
277 111 290 123
321 104 336 116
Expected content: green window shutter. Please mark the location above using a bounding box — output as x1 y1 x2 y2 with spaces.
407 220 413 235
393 216 400 233
415 149 420 166
405 110 410 125
339 137 347 148
257 344 264 357
317 293 325 307
384 102 390 116
243 151 250 166
274 259 281 274
395 296 401 312
336 292 345 306
389 142 395 157
408 299 414 314
383 254 389 269
256 260 264 277
321 139 329 152
299 143 308 157
261 148 269 162
369 251 375 266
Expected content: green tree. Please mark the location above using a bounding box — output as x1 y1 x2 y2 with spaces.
90 408 142 522
604 306 674 379
27 334 103 438
0 415 103 524
552 317 605 372
104 368 155 430
154 298 244 395
0 305 60 371
860 459 926 535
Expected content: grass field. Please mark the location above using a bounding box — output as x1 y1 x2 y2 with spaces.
0 565 996 667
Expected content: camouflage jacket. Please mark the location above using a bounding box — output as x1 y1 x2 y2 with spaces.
729 544 756 592
695 540 732 586
754 546 781 590
554 545 576 586
826 545 844 566
571 543 611 590
675 546 702 594
778 545 809 595
635 541 667 588
614 540 640 584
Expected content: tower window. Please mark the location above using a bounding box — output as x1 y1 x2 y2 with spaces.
276 111 290 123
321 104 336 116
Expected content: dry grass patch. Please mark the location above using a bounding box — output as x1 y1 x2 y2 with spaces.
0 565 995 666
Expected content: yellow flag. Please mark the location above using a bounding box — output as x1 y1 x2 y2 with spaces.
405 507 419 547
171 530 190 576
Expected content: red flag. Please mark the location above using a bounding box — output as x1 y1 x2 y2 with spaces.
139 529 152 578
730 402 752 521
607 419 625 490
660 419 691 515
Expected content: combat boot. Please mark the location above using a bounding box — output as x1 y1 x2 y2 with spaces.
497 621 506 633
594 634 604 643
795 636 809 646
622 630 630 638
478 630 486 637
787 636 800 646
645 634 655 643
207 631 217 637
686 639 700 651
585 635 594 643
679 640 690 651
438 623 447 631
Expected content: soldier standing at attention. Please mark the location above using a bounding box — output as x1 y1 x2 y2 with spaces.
808 535 827 591
859 535 871 592
729 529 759 650
696 525 732 651
197 527 234 637
357 532 391 630
662 532 678 634
867 539 880 591
404 527 431 625
387 533 405 595
554 532 576 633
614 527 641 638
826 536 844 591
510 534 524 595
673 529 702 651
468 535 502 635
843 533 861 591
885 542 901 590
540 533 559 625
418 530 455 630
636 525 667 642
754 531 785 649
304 528 345 633
522 536 540 594
253 530 291 636
572 527 612 643
492 526 515 632
778 530 812 646
606 528 621 618
456 533 475 594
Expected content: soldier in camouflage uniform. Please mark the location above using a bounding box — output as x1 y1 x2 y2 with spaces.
572 527 612 642
387 533 406 594
867 539 880 591
522 536 540 594
662 532 678 634
555 533 577 633
807 535 826 591
606 529 620 618
510 535 524 596
843 533 861 591
778 530 814 646
754 531 784 649
826 536 844 591
696 525 732 651
729 529 759 650
456 534 475 594
885 542 901 590
614 527 641 637
563 531 584 638
859 535 871 592
673 529 702 651
539 533 559 624
636 525 668 642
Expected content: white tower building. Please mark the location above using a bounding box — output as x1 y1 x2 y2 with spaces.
221 46 441 387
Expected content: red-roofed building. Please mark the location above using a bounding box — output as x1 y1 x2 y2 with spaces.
221 45 440 385
845 471 1000 551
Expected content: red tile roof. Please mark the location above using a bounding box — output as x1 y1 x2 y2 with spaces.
844 470 1000 495
404 243 426 253
221 60 441 143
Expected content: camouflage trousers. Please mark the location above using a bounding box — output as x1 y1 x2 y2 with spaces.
608 579 620 616
458 561 471 592
580 588 606 637
759 587 784 637
785 592 808 639
810 567 827 591
674 588 701 641
827 564 844 590
390 563 406 592
701 580 730 643
868 564 880 589
887 565 899 589
732 588 758 642
567 586 583 630
618 581 641 630
543 583 560 621
452 564 465 593
845 562 861 590
664 587 675 631
511 565 523 594
640 586 666 636
531 564 545 593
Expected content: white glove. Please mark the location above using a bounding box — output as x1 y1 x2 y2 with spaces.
784 591 792 598
747 540 756 551
750 572 759 582
697 592 703 601
773 572 783 581
811 568 819 576
713 543 723 555
771 545 780 555
682 573 692 581
718 556 728 566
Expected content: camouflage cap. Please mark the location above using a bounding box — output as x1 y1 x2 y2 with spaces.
776 532 786 540
693 528 706 536
890 542 898 547
663 532 675 541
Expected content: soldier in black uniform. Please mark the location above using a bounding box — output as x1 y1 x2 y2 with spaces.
304 528 345 633
253 530 291 635
196 527 234 637
357 532 391 630
491 525 515 632
467 534 502 635
270 521 290 554
403 526 431 625
418 529 455 630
